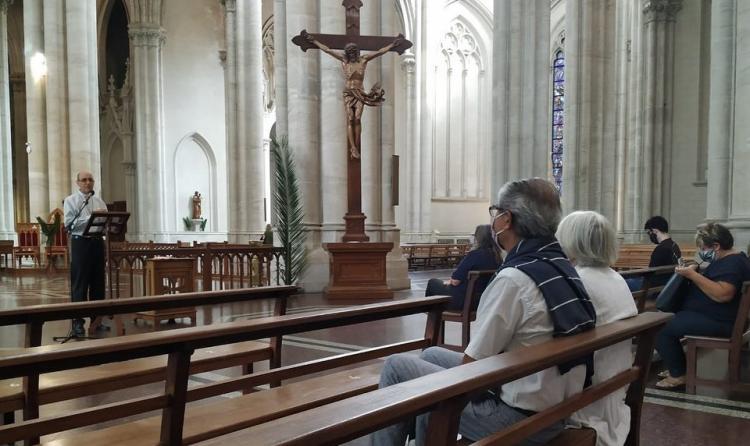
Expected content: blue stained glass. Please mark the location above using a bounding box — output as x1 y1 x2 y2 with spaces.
551 50 565 193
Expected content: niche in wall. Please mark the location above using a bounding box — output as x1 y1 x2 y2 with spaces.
174 133 216 231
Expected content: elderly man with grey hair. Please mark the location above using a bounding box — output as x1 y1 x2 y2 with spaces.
372 178 597 446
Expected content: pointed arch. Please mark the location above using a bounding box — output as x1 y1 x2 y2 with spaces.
173 132 218 231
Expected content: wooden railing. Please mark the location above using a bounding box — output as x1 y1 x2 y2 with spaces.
108 242 284 298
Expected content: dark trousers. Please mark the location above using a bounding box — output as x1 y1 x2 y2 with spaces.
425 278 463 311
70 237 105 325
655 310 733 377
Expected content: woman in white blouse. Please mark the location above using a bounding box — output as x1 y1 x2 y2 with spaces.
556 211 638 446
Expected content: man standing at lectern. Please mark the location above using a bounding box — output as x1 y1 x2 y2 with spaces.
63 170 108 336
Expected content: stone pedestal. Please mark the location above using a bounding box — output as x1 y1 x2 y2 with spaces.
323 242 393 300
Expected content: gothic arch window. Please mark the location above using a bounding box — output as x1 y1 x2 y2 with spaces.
432 20 488 200
551 49 565 193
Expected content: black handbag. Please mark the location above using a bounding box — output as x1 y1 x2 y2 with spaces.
655 273 690 312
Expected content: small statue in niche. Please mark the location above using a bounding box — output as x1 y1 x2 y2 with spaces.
192 191 202 219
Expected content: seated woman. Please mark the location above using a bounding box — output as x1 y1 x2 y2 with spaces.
655 222 750 388
556 211 638 446
424 224 501 311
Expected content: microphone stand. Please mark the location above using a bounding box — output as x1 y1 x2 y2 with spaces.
54 193 97 343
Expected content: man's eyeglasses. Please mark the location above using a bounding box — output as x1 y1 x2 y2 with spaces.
489 205 504 218
78 178 94 183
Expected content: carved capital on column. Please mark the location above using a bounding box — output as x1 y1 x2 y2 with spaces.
128 24 167 47
218 50 227 69
222 0 236 13
0 0 13 14
643 0 683 23
401 52 416 74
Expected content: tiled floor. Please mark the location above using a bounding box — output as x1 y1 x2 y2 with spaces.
1 268 749 445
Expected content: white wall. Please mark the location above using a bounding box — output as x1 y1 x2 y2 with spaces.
162 0 227 233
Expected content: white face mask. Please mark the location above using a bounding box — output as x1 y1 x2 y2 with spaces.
490 211 508 251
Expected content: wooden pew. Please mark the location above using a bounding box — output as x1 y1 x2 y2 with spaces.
0 286 297 431
232 312 671 446
439 269 497 350
614 244 696 271
0 296 448 445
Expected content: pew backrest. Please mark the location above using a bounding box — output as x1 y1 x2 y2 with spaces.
242 312 672 446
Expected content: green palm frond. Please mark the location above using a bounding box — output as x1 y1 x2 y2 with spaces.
271 135 308 285
35 214 61 246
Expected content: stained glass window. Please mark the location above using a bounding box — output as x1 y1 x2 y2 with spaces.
551 50 565 193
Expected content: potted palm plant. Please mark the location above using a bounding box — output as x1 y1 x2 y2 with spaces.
35 214 61 248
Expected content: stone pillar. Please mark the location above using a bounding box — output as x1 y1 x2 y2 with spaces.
491 0 550 196
128 21 167 240
226 0 265 241
318 0 347 237
360 1 381 231
285 0 324 291
0 0 14 239
65 0 100 183
705 0 735 221
273 0 288 138
23 0 49 220
635 0 682 226
563 0 618 222
379 0 408 290
401 52 418 237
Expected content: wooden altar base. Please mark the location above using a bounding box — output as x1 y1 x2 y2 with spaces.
323 242 394 300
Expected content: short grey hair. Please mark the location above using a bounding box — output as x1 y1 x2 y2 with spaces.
494 178 561 239
556 210 618 267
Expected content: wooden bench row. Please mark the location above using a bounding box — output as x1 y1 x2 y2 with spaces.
401 243 471 270
0 286 297 436
0 296 448 445
614 244 696 271
241 312 671 446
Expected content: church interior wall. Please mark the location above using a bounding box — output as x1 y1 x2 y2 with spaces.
161 0 228 234
668 0 709 242
730 0 750 228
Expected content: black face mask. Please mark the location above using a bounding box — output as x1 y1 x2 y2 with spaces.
647 232 658 244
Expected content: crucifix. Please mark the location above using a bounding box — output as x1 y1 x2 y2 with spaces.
292 0 412 242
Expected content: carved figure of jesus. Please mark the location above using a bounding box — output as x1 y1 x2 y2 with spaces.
302 30 404 159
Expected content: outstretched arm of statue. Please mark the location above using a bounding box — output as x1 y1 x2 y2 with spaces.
301 29 344 61
361 34 405 62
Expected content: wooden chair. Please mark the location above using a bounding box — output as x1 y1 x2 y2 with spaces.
685 281 750 394
0 240 12 269
12 223 41 268
45 208 69 269
439 269 497 350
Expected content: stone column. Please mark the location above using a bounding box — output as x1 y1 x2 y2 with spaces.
491 0 550 196
23 0 49 220
226 0 265 241
0 0 14 239
65 0 100 183
360 1 381 232
273 0 288 138
705 0 735 221
563 0 618 221
635 0 682 225
379 1 408 289
285 1 324 291
401 52 418 238
128 22 167 240
318 0 347 237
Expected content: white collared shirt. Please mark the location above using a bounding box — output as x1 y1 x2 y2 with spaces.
63 190 108 236
465 267 586 412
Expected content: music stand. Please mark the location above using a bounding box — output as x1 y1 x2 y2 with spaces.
54 211 130 343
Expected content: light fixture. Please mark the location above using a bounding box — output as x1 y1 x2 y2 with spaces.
30 52 47 81
25 142 31 155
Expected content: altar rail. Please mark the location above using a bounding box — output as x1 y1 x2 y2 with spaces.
108 242 284 298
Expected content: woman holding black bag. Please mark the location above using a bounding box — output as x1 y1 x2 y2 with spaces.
655 223 750 389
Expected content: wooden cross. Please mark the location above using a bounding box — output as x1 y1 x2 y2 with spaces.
292 0 412 243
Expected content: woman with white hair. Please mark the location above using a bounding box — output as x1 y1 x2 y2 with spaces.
556 211 638 446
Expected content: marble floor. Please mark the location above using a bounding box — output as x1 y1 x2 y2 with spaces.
0 268 749 445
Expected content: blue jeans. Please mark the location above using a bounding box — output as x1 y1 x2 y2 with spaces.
370 347 563 446
655 310 733 377
625 277 644 292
